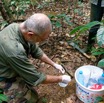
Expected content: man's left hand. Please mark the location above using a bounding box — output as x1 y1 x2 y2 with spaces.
53 63 65 74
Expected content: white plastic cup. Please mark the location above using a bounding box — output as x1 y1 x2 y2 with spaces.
58 75 71 87
58 82 68 87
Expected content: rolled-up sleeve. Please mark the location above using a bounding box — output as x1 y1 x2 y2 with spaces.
7 55 46 86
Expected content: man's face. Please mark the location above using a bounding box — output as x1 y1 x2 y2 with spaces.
29 30 50 43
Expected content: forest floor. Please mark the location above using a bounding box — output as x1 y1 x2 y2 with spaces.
28 1 99 103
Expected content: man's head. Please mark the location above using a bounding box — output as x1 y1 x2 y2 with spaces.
20 13 52 43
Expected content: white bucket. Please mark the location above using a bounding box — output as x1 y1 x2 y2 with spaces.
75 65 104 103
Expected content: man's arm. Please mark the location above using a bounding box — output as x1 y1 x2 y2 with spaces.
39 53 65 73
42 75 62 84
39 53 55 67
30 44 65 73
42 75 71 85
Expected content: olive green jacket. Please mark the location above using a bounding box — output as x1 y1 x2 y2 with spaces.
0 23 46 86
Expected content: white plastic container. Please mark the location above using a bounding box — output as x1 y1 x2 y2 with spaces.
75 65 104 103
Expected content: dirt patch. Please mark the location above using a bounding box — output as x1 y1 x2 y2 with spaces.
29 1 97 103
30 35 96 103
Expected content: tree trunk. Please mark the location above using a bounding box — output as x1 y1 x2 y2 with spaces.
0 0 9 23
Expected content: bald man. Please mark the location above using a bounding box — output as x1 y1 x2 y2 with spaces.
0 13 71 103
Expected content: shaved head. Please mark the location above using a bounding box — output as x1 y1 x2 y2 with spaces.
24 13 52 36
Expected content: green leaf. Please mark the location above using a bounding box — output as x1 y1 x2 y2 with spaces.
57 14 65 18
42 97 47 103
0 94 8 102
74 9 79 13
0 99 2 103
64 16 70 22
48 14 55 19
92 51 104 55
98 59 104 67
70 21 101 36
11 1 15 5
69 25 83 35
37 4 43 9
86 21 102 27
78 26 89 34
55 21 62 28
85 21 101 28
64 15 73 26
78 21 101 34
97 27 104 47
96 96 103 102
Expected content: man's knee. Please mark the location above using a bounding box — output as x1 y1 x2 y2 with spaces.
25 86 39 103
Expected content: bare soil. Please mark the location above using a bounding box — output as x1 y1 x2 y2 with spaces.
29 1 98 103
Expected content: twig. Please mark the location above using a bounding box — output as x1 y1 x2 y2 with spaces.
61 63 74 78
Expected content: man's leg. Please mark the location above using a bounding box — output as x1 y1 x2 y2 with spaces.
87 3 103 51
0 77 38 103
25 85 39 103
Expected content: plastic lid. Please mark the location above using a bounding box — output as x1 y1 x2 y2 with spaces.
79 71 83 74
102 73 104 77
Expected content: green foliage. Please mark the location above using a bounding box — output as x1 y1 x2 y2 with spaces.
0 94 8 103
1 0 73 31
98 59 104 67
69 21 101 42
0 0 36 29
93 26 104 67
58 14 73 26
37 1 49 9
70 25 83 35
48 13 73 29
96 96 104 102
69 21 104 68
70 21 102 35
6 0 31 18
1 0 34 22
88 26 104 68
91 47 104 56
97 26 104 47
42 97 47 103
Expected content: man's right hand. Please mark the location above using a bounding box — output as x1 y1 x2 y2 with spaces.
61 75 71 83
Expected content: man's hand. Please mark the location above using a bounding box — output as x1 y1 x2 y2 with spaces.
53 63 65 74
58 75 71 87
61 75 71 83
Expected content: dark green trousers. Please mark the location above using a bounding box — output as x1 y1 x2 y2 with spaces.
88 3 104 46
0 77 38 103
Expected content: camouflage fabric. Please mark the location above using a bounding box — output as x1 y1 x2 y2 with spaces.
0 77 38 103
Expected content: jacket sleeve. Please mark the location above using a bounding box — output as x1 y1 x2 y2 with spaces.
30 44 44 59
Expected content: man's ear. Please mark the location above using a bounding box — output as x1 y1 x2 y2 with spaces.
27 31 34 38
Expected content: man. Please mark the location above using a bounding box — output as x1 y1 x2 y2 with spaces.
0 13 71 103
87 0 104 51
